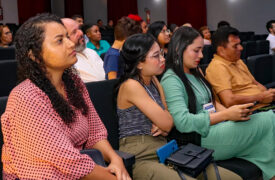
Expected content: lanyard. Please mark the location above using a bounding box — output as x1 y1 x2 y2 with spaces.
189 78 212 104
138 80 158 103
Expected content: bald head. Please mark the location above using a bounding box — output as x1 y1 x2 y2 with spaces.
62 18 85 52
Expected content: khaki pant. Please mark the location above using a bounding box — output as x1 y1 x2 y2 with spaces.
119 135 242 180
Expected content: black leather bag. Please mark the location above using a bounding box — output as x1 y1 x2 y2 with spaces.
166 143 214 178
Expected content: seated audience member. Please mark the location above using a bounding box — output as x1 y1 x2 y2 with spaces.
161 26 275 180
117 33 241 180
266 20 275 54
0 25 13 47
217 20 230 29
199 26 211 45
97 19 106 31
107 19 114 30
1 13 130 180
103 17 142 80
205 26 275 108
127 14 148 34
62 18 105 82
72 14 84 28
147 21 170 55
169 23 179 34
86 24 111 56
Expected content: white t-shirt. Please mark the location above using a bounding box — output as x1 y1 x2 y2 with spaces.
203 39 211 45
75 48 105 82
266 33 275 54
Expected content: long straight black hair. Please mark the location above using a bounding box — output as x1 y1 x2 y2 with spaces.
166 26 215 114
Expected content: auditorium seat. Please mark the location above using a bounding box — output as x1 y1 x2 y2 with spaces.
241 41 257 61
100 52 106 61
216 158 262 180
0 46 16 60
0 60 17 96
253 34 268 41
247 54 275 88
256 40 269 55
101 29 114 45
85 79 134 176
201 45 214 64
239 32 254 42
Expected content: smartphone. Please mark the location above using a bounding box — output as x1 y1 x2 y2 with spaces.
156 139 178 164
248 101 259 109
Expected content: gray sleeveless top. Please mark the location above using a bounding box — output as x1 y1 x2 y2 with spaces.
117 81 165 139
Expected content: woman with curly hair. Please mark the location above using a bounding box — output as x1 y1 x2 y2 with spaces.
1 13 130 180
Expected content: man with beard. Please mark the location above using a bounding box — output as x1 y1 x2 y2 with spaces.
62 18 105 82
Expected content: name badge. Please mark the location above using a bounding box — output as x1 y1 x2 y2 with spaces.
203 102 216 113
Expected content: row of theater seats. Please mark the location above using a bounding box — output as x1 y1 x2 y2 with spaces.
0 79 262 180
0 47 16 60
200 40 270 65
210 31 267 42
1 52 275 97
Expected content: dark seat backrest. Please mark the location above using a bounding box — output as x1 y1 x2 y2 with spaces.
253 34 268 41
247 54 273 85
239 32 254 42
0 96 8 180
241 41 257 60
0 60 17 97
100 53 106 61
0 47 16 60
85 79 119 150
101 29 114 45
201 45 214 64
256 40 269 55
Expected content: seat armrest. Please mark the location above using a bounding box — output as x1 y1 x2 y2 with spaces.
115 150 135 177
80 149 107 167
80 149 135 177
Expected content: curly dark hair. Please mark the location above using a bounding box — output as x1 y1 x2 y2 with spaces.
14 13 88 124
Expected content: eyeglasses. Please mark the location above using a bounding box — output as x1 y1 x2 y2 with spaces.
161 29 171 34
148 50 165 61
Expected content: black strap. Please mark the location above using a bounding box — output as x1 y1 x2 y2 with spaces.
212 162 221 180
203 169 208 180
176 168 187 180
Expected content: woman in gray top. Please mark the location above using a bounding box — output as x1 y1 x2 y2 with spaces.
116 33 241 180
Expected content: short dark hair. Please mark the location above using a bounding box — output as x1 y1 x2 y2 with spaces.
97 19 102 23
266 20 275 33
71 14 83 20
211 26 239 51
114 17 142 41
217 21 230 29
